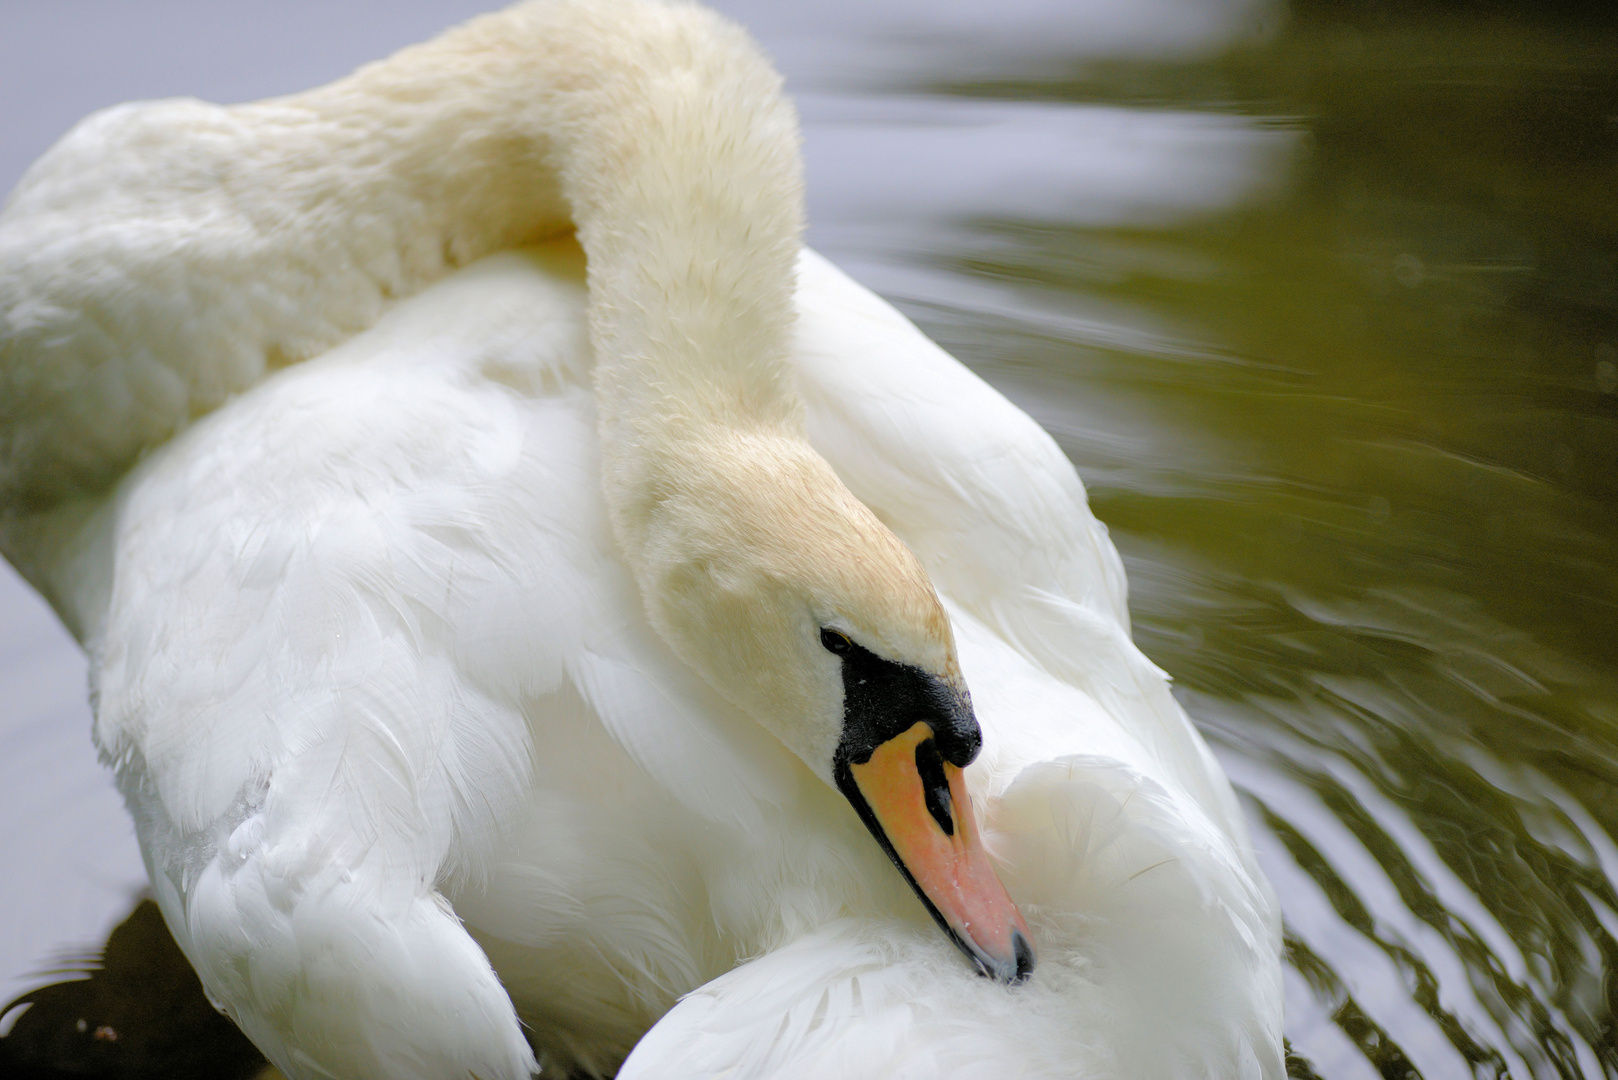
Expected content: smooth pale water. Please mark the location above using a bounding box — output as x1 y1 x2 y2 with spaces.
1 2 1614 1077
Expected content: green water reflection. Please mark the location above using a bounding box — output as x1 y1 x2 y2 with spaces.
921 6 1618 1077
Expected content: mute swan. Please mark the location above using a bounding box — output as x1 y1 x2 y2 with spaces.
0 0 1282 1076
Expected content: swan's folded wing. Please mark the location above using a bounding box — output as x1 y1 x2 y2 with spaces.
793 249 1129 635
616 921 973 1080
86 262 620 1080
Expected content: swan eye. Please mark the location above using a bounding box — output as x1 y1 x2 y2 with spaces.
820 629 852 655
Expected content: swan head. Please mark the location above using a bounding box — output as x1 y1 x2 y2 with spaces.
626 429 1035 983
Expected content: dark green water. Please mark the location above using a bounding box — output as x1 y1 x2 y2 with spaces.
905 6 1618 1076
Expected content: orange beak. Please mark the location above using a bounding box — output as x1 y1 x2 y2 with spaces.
841 721 1035 983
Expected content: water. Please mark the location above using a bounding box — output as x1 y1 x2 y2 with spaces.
2 1 1615 1077
904 13 1618 1076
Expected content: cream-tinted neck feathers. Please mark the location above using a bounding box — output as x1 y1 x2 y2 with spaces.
1 0 795 509
0 0 954 766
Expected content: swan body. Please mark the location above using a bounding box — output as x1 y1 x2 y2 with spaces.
0 1 1283 1077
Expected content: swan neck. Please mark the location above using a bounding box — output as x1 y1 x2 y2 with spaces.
561 11 806 441
516 0 808 557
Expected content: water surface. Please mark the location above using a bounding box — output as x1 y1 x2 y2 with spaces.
905 9 1618 1076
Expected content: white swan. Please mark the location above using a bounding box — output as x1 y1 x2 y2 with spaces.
0 1 1282 1077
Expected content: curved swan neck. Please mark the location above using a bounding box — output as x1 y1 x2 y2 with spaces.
0 0 804 621
401 0 810 570
339 0 806 440
554 0 809 528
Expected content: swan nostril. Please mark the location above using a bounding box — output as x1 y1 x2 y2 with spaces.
915 737 954 836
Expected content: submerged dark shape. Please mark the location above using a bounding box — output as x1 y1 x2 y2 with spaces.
0 901 266 1080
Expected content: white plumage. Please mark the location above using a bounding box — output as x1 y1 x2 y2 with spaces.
0 1 1282 1077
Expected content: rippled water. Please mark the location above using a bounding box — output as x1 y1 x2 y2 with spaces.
2 1 1615 1077
908 10 1618 1076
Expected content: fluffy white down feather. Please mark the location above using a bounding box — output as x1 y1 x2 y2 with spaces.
0 1 1283 1077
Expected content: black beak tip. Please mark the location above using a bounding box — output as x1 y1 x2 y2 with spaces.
970 928 1036 985
1010 928 1036 984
